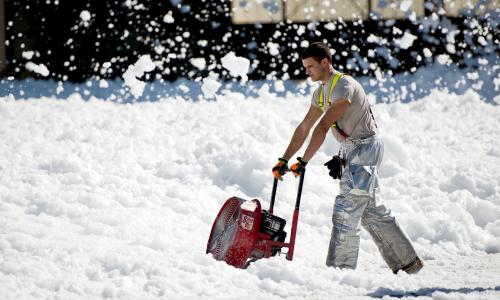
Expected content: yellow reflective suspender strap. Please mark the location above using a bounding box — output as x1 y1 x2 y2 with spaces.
318 72 343 110
318 73 348 138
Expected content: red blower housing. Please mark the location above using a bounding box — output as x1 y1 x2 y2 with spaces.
206 170 305 268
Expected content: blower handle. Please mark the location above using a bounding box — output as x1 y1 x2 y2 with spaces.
269 168 305 214
295 169 305 210
286 168 305 260
269 177 278 215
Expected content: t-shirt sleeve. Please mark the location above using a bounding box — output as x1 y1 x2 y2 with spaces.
332 77 354 104
310 87 321 108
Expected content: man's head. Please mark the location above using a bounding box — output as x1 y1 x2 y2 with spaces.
300 42 332 82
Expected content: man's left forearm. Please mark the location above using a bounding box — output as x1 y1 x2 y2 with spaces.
302 125 329 162
300 98 349 163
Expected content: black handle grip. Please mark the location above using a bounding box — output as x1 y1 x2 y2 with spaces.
269 177 278 214
295 169 305 210
269 168 305 214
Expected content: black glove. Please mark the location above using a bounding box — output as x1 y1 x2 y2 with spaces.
324 155 344 179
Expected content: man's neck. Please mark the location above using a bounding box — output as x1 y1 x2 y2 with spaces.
320 65 335 84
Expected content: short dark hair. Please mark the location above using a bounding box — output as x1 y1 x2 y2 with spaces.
300 42 332 64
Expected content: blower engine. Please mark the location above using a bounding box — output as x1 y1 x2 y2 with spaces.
206 170 305 268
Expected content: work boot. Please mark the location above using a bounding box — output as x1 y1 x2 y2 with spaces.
400 257 423 274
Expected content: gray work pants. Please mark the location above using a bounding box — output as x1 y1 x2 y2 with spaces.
326 136 418 272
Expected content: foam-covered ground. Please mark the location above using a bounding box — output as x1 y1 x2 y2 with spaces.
0 88 499 299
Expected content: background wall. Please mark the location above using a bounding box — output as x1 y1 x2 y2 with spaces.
1 0 498 82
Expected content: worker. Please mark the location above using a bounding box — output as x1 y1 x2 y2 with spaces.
272 42 423 274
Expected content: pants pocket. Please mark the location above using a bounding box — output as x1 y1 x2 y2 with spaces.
348 164 376 196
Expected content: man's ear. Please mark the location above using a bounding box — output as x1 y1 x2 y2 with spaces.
321 58 329 66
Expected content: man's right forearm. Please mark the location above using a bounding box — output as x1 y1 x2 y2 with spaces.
282 125 309 161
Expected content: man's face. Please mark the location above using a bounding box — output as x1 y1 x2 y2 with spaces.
302 57 328 81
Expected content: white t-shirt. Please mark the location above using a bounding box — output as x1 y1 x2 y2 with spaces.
311 70 378 142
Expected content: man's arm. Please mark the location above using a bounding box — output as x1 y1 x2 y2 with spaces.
281 104 323 161
301 98 350 162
